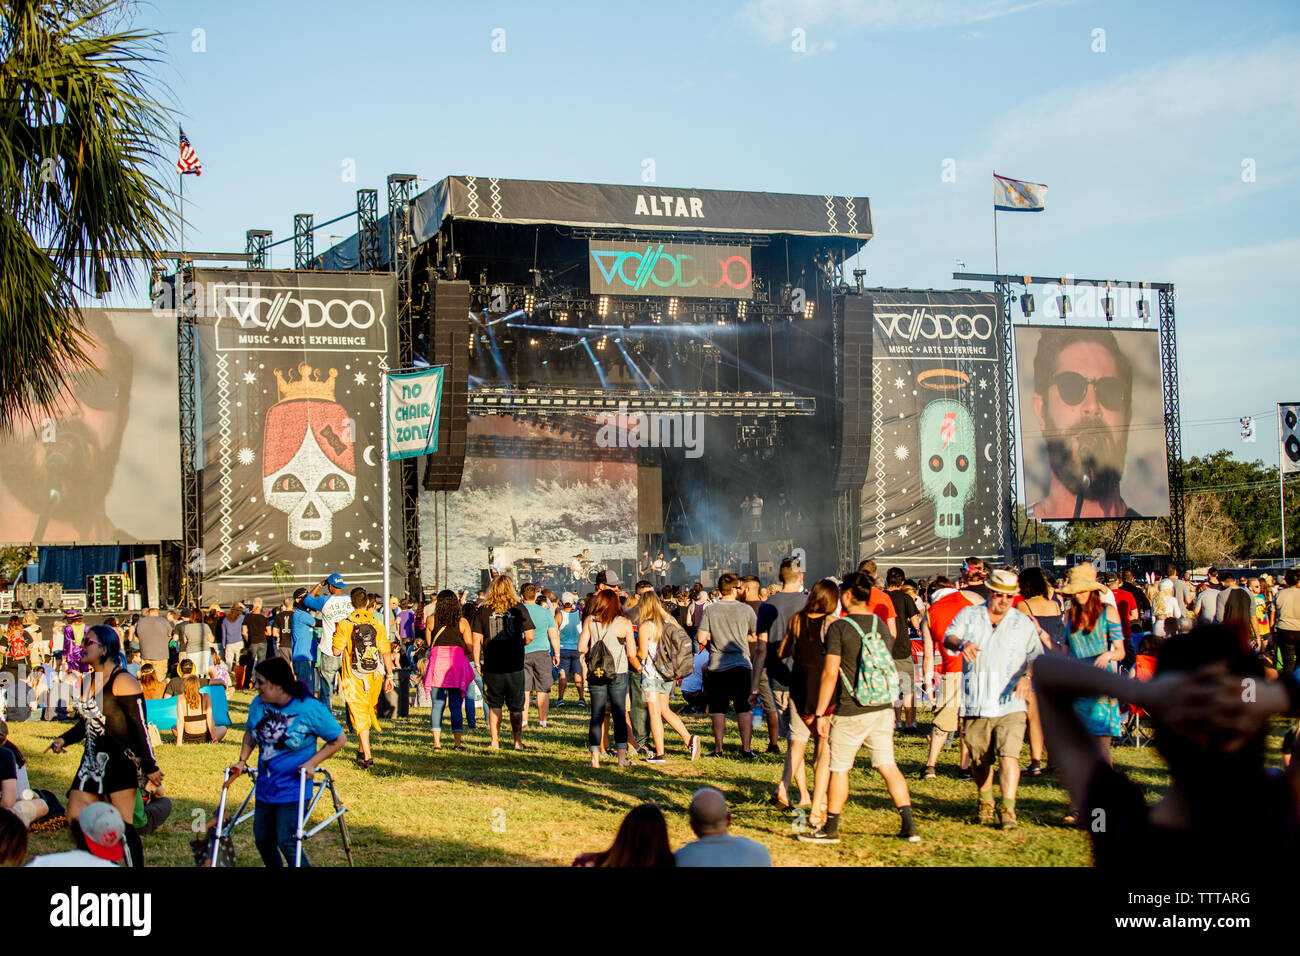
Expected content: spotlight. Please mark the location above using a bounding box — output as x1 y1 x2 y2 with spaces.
1137 298 1149 321
736 301 747 321
852 268 866 292
597 296 610 318
528 338 538 346
1020 292 1034 317
803 299 815 320
1057 295 1071 319
1102 295 1113 321
557 310 568 322
524 291 536 316
667 297 678 317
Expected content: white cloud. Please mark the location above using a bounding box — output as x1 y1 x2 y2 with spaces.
737 0 1070 45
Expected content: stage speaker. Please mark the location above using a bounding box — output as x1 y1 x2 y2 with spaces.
699 567 719 588
422 276 471 492
15 582 62 610
833 293 872 493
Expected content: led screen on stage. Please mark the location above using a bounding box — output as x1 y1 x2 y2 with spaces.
194 270 401 604
587 240 752 300
422 414 637 592
1014 326 1170 520
0 308 181 545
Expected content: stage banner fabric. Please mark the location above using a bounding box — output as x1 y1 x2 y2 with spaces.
587 240 753 300
1280 404 1300 476
1015 326 1170 519
0 308 181 545
860 291 1007 569
387 367 443 460
194 270 400 604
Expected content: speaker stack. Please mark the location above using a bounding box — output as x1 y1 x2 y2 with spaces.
833 294 873 493
422 277 470 492
14 582 63 611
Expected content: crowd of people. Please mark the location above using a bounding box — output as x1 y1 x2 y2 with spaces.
3 554 1300 868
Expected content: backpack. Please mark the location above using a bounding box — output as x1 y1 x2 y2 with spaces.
585 622 617 686
837 616 899 707
653 617 695 681
336 615 382 675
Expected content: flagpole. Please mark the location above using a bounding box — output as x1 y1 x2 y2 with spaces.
1280 404 1287 565
992 171 1000 277
381 360 391 641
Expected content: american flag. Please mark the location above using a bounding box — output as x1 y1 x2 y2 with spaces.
177 127 202 176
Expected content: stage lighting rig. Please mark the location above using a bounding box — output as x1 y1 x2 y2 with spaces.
1020 292 1034 317
597 296 610 318
1102 295 1114 322
736 300 747 321
803 299 815 320
852 268 866 292
1137 298 1149 323
524 291 536 316
667 297 679 317
1057 294 1072 320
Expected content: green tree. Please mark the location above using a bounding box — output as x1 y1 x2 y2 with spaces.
1 0 171 430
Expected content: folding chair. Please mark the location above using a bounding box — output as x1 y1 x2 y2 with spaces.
1119 654 1157 748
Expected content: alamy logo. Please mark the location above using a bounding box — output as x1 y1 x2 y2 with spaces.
50 886 152 936
219 290 378 331
595 403 703 458
875 309 994 343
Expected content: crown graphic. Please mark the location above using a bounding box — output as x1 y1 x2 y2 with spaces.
274 363 338 402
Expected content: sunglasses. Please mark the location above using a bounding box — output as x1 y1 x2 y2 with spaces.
25 372 122 413
1052 372 1126 411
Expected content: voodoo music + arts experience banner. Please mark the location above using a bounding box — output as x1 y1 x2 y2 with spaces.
860 290 1007 570
194 270 400 604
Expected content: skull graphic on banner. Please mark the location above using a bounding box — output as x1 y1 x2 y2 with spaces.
262 364 356 549
920 399 975 539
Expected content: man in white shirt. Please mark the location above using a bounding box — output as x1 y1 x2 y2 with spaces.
945 569 1043 831
308 572 353 714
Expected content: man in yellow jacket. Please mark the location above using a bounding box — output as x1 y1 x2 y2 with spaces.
332 587 396 770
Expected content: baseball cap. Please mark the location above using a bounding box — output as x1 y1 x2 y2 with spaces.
327 573 347 589
603 569 622 588
79 802 126 863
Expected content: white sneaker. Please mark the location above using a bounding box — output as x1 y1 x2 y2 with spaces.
538 720 548 728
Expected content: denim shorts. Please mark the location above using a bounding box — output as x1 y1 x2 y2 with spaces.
641 670 675 696
558 649 583 676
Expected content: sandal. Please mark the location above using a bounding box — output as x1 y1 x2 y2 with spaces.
769 795 792 809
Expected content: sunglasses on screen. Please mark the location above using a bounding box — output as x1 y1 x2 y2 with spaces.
1051 372 1126 411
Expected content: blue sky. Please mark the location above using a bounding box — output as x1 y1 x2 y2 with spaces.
131 0 1299 460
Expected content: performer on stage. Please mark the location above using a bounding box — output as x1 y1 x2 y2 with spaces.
652 552 669 588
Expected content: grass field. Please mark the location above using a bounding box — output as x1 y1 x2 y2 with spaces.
9 690 1256 867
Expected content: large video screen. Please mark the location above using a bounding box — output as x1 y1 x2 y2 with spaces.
0 308 181 545
1014 326 1170 520
422 414 637 593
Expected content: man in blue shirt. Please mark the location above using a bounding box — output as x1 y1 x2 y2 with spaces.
289 587 321 696
521 584 560 729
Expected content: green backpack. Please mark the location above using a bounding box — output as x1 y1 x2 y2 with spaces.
838 616 900 707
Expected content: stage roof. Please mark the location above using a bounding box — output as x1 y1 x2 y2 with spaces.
313 175 871 271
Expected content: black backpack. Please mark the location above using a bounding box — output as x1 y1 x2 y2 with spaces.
586 622 617 685
653 617 695 681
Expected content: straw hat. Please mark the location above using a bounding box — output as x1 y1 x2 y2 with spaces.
1059 563 1107 595
987 568 1020 596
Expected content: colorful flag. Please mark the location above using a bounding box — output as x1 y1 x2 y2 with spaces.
1241 416 1257 442
177 127 202 176
1280 404 1300 474
993 173 1046 212
387 366 444 460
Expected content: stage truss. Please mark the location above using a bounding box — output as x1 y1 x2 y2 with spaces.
467 387 816 417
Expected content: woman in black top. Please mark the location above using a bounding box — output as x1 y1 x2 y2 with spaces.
50 625 162 867
1035 625 1300 868
774 579 840 813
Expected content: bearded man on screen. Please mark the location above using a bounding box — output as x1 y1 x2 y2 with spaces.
1028 329 1139 520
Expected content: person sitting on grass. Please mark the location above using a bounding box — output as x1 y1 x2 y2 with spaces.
174 673 228 746
571 803 675 867
0 719 49 827
1034 625 1300 869
139 663 165 700
0 808 26 866
208 649 232 689
165 657 201 696
674 787 771 867
25 802 125 868
227 656 345 868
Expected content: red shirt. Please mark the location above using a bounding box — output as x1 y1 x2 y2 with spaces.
837 588 898 623
1112 588 1137 640
925 591 978 674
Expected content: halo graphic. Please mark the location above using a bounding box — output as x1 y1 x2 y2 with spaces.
917 368 970 391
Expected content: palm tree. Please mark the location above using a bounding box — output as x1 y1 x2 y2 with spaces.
0 0 172 432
